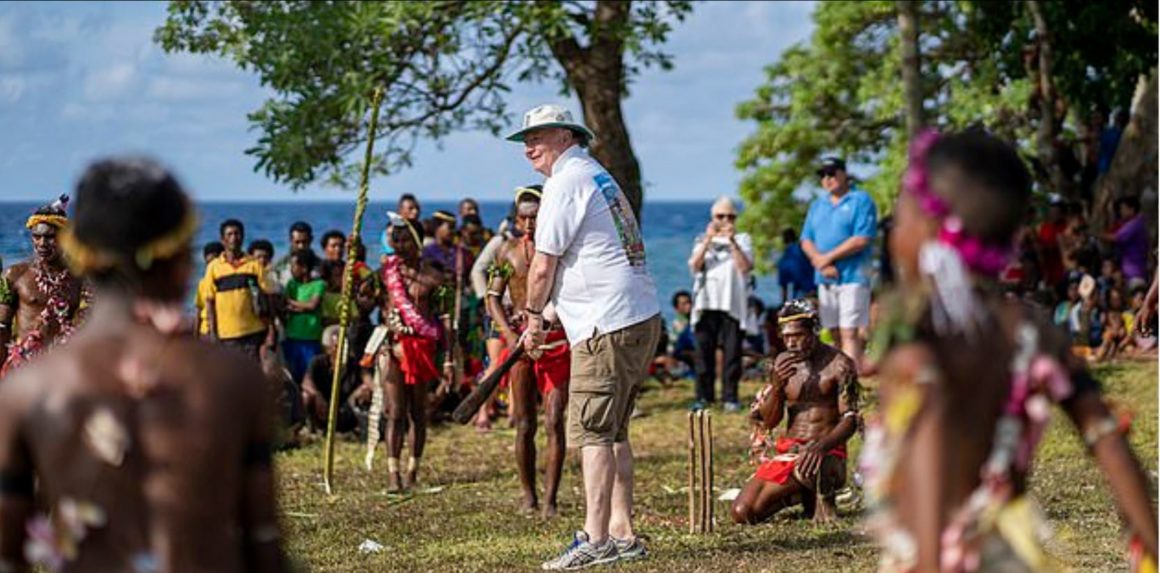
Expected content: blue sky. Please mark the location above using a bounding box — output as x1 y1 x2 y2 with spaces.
0 1 815 203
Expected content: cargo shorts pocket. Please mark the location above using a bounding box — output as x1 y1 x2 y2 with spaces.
575 384 616 436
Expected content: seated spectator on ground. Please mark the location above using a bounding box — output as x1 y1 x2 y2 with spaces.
652 291 697 383
1054 276 1081 327
1097 258 1124 307
1096 289 1131 362
301 326 365 434
1070 275 1104 358
1128 282 1158 353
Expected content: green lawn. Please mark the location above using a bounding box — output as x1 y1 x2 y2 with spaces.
276 359 1158 572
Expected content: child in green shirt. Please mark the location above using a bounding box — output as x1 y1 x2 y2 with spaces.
283 250 326 383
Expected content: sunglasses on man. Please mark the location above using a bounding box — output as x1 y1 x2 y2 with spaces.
714 213 737 221
818 168 840 179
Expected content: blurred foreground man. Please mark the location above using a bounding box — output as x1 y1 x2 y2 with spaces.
0 158 285 572
509 104 662 570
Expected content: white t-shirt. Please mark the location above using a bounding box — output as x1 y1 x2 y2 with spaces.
535 145 660 344
689 233 753 331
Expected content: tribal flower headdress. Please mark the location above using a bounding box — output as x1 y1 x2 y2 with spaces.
903 130 1005 338
26 195 70 230
903 130 1014 277
386 210 422 250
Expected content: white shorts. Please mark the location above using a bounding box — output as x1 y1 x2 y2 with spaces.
818 283 870 330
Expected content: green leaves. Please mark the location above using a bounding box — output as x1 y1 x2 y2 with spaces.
156 0 692 193
735 0 1156 264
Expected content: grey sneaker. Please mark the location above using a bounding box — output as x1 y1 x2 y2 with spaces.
723 401 742 412
541 531 618 570
612 536 647 561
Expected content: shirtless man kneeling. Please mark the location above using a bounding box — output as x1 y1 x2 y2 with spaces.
0 158 284 572
731 299 859 524
486 186 569 518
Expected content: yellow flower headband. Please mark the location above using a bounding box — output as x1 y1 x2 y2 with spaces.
26 214 69 230
60 208 199 275
777 313 816 326
515 186 542 202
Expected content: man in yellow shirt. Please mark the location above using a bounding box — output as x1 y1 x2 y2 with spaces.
204 219 272 360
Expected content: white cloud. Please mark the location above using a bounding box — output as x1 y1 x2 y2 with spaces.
144 75 248 102
0 76 25 103
82 62 138 101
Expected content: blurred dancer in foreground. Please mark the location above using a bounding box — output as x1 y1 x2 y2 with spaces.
0 157 284 572
862 130 1156 571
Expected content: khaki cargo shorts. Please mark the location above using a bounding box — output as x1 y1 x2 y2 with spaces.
567 314 662 447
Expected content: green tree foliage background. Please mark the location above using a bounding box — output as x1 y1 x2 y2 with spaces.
735 0 1157 265
155 0 691 209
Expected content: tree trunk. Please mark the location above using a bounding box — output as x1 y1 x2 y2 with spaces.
576 78 644 223
897 0 924 138
545 0 644 222
1092 70 1158 232
1027 0 1072 199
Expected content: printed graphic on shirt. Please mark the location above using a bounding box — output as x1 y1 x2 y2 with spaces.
594 172 647 269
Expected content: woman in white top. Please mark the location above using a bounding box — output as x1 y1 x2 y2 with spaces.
688 196 754 411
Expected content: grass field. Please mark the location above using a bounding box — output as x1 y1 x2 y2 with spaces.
276 359 1158 572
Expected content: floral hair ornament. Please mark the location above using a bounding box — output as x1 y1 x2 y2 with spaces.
26 195 70 230
386 211 421 250
903 129 1014 277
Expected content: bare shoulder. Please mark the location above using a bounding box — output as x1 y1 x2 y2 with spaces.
495 238 515 262
820 344 857 375
2 262 30 283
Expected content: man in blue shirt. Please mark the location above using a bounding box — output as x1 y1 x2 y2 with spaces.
800 157 877 366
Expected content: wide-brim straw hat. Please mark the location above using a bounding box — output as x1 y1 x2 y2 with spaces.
505 104 596 144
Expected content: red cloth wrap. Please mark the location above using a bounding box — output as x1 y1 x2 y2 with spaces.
754 437 847 485
498 329 570 396
398 336 439 386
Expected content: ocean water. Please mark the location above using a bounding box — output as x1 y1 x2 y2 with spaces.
0 200 783 320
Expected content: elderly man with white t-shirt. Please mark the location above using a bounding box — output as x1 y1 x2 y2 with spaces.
688 197 753 412
508 104 662 570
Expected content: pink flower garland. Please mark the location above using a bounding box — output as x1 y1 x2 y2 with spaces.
904 129 1015 276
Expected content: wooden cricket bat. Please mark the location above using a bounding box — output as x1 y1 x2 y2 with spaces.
451 345 525 424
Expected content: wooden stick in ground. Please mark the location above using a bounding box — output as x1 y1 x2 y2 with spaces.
322 86 384 495
700 410 709 531
698 410 708 533
687 411 696 534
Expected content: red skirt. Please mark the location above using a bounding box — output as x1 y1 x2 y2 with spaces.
754 437 847 485
398 336 439 386
498 329 570 396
